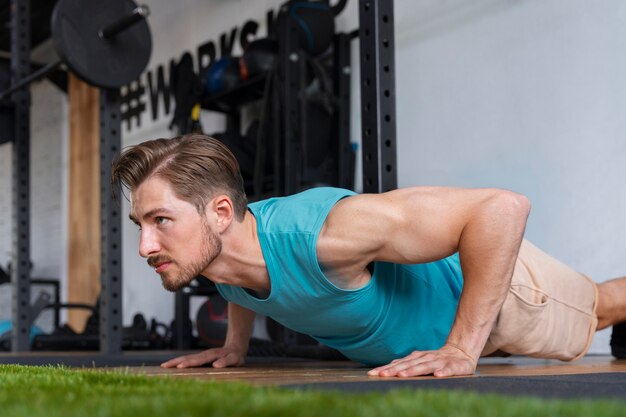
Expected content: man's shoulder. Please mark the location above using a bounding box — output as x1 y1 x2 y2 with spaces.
249 187 357 233
249 187 356 212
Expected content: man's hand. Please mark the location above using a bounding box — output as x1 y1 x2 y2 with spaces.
160 346 246 369
367 344 478 378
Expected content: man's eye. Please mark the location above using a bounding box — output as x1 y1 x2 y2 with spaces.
155 217 168 225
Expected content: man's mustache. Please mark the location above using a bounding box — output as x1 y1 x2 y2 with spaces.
147 255 172 268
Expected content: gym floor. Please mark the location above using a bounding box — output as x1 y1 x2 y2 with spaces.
133 354 624 384
135 354 626 400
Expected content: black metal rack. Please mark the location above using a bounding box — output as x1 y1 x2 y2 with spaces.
10 0 32 353
2 0 397 364
359 0 397 193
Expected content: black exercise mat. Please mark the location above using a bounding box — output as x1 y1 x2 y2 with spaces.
287 372 626 400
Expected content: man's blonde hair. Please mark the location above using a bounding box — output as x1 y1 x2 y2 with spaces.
111 134 247 220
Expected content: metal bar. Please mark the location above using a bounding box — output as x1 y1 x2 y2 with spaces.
333 32 353 190
10 0 32 352
99 5 150 40
0 57 68 95
31 279 61 329
174 290 191 349
358 0 397 193
99 88 123 355
0 60 61 100
277 9 302 195
0 102 15 145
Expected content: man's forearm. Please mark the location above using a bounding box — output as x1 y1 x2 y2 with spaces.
445 192 530 360
224 302 256 352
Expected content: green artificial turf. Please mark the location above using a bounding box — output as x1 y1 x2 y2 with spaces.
0 364 623 417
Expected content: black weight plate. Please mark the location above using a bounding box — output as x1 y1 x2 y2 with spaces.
51 0 152 89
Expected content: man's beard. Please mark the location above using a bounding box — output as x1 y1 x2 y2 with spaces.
153 220 222 292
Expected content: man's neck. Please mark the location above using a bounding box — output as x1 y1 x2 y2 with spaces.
201 210 270 292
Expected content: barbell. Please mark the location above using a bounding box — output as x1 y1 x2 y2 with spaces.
0 0 152 100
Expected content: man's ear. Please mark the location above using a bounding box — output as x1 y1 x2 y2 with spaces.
211 195 235 232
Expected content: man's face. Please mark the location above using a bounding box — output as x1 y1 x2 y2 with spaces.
129 176 222 292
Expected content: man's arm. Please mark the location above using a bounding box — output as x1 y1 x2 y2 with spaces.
318 187 531 377
161 302 255 368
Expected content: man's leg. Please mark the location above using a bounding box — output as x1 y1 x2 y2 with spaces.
596 277 626 359
596 277 626 329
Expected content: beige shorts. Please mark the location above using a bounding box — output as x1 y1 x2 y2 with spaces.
482 240 598 361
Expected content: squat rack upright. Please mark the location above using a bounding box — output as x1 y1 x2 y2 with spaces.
4 0 397 365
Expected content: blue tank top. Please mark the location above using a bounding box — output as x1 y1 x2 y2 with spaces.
215 187 464 366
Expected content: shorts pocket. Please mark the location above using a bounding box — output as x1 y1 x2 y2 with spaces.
487 284 552 356
509 284 549 307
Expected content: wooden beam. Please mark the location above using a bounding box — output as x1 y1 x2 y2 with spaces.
67 73 100 332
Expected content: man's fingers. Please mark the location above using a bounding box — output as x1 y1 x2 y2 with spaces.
160 356 187 368
160 351 217 369
161 349 244 369
177 355 210 368
368 352 430 376
368 348 477 378
433 367 454 377
213 352 241 368
385 358 442 377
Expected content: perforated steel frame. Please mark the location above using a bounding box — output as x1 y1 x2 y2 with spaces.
359 0 397 193
277 7 303 196
99 88 123 355
10 0 32 352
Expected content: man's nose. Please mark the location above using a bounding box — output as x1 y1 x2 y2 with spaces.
139 229 160 258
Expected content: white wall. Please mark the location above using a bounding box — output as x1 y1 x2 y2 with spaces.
1 0 623 353
394 0 626 353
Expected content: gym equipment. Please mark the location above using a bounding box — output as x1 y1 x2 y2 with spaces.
0 0 151 99
32 304 171 351
204 56 242 95
0 321 44 350
169 53 204 134
210 129 257 186
240 37 279 80
266 317 347 360
195 295 228 347
277 0 336 57
0 290 50 350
